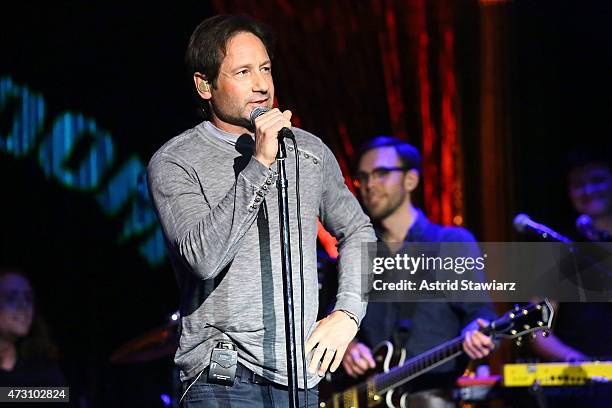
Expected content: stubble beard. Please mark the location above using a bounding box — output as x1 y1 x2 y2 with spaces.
211 99 253 131
367 193 404 223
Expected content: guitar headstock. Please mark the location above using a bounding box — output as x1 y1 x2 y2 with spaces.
486 299 554 346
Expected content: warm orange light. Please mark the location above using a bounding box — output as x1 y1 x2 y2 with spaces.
317 220 338 259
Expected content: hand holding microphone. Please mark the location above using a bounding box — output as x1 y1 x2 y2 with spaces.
250 107 292 167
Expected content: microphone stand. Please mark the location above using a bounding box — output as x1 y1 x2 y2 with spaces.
276 132 299 408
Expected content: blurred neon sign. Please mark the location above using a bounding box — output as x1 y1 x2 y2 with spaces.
0 77 166 265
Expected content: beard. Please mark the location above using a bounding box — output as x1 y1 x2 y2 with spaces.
210 100 253 131
365 192 405 222
218 110 252 130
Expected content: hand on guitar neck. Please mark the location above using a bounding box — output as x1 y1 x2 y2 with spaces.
462 318 496 359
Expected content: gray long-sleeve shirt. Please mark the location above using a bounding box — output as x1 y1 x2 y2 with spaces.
147 121 376 387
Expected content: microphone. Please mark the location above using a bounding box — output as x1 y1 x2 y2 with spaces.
249 106 269 125
576 214 612 242
513 213 572 243
249 107 295 140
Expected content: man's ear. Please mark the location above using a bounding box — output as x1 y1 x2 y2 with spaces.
404 169 420 193
194 73 211 100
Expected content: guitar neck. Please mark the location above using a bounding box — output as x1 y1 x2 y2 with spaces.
329 301 553 408
373 335 465 393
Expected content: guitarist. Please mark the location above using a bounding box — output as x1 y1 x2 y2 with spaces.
345 136 497 407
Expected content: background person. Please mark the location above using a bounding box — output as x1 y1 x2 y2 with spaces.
341 136 497 408
0 267 65 387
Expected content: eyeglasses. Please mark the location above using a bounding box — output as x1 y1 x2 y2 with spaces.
353 166 408 188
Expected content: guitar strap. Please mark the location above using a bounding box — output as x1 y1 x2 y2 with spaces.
390 223 446 357
391 302 416 356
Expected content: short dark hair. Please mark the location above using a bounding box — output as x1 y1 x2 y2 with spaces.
185 15 276 119
358 136 422 173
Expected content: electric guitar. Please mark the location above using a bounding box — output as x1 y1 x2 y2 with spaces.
321 300 554 408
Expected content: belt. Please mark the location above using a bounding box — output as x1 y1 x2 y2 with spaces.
236 363 273 385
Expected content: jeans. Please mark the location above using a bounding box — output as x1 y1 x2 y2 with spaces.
181 364 319 408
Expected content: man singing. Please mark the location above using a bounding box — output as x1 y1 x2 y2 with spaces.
147 15 376 407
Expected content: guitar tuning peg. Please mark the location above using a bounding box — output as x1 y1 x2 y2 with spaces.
541 330 550 337
531 332 538 339
515 336 523 347
514 304 520 311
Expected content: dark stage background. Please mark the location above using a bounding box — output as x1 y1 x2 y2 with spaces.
1 1 610 406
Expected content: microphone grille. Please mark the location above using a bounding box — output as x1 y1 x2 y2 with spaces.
250 107 269 126
576 214 595 238
513 213 531 233
576 214 593 232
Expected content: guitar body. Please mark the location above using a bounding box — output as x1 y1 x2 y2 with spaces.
321 341 407 408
